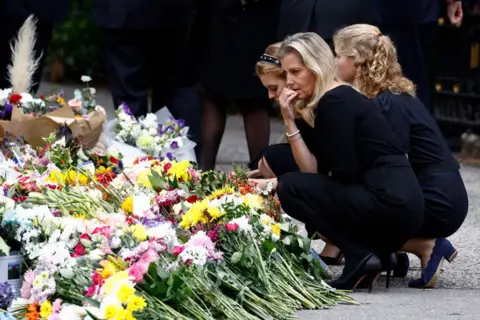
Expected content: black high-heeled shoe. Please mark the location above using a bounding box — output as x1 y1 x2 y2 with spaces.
329 253 382 293
356 253 397 290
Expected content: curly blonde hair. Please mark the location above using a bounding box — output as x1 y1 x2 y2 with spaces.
333 24 415 98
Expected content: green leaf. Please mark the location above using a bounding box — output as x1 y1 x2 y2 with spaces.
231 252 243 264
148 170 165 190
156 265 170 280
0 237 11 256
262 239 276 253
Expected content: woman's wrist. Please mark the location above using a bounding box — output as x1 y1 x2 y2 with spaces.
284 120 298 133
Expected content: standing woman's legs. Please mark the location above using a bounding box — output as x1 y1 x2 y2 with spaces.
198 88 227 171
237 98 271 162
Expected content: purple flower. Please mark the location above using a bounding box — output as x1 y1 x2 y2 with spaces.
0 282 14 309
2 187 7 197
158 124 164 134
166 152 173 161
120 102 133 117
176 119 185 128
1 103 13 120
165 126 174 133
141 216 166 228
170 141 179 149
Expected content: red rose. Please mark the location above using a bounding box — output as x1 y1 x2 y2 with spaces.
80 233 91 241
172 246 184 256
9 94 22 104
225 223 239 232
71 244 86 257
163 162 172 174
185 195 199 203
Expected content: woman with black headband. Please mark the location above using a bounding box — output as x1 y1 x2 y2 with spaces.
248 42 317 179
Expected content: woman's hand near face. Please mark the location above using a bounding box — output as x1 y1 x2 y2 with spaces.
279 88 298 123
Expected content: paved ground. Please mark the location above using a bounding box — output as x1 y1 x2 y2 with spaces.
38 82 480 319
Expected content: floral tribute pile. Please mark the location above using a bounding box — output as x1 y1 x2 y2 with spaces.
0 130 354 320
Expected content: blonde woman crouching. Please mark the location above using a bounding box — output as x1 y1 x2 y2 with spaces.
329 24 468 289
249 32 425 291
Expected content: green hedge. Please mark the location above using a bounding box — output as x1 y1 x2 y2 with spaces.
46 0 106 82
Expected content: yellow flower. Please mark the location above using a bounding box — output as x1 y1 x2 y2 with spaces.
117 284 136 304
47 170 66 184
207 186 235 200
129 225 147 242
73 213 86 220
123 310 136 320
105 305 124 320
136 169 153 189
101 261 118 279
56 96 66 106
95 166 112 175
127 296 147 312
167 160 191 182
271 224 281 238
243 194 264 209
121 195 134 214
103 271 130 295
40 300 52 319
179 199 209 229
206 206 224 220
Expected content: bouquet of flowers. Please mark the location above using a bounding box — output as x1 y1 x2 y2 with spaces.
0 15 106 149
0 136 355 320
104 104 197 163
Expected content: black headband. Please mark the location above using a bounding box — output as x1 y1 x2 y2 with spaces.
259 54 281 67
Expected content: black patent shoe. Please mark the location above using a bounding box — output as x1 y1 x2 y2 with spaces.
329 253 382 293
356 253 397 290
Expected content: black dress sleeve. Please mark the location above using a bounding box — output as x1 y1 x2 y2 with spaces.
314 94 360 183
372 93 411 153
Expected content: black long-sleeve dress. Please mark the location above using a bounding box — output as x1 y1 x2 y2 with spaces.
248 118 316 175
372 91 468 238
276 85 425 256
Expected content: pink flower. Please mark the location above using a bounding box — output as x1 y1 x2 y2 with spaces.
128 261 149 283
20 269 35 299
52 299 62 313
172 246 184 256
225 223 239 232
85 286 96 297
92 226 112 238
140 249 159 264
68 99 82 111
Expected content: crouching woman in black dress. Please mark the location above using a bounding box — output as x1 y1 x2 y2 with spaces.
333 24 469 288
249 32 425 291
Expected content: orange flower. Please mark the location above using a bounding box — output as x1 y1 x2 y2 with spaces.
26 301 40 320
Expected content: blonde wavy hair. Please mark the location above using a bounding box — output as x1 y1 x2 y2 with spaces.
333 24 416 98
278 32 336 127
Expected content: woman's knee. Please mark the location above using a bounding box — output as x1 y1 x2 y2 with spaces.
258 156 276 178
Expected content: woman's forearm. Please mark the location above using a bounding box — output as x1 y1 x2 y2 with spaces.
285 121 318 173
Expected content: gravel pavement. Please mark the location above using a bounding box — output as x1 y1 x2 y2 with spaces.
39 81 480 320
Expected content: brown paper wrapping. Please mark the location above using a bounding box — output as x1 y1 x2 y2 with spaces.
0 105 106 149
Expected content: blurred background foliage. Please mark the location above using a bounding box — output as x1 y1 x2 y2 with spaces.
45 0 106 83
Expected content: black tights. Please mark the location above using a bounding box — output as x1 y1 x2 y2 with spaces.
199 90 270 171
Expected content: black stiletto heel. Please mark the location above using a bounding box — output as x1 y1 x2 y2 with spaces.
329 253 382 292
357 253 396 290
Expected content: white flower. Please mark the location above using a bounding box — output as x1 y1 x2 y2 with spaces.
58 304 88 320
106 146 121 159
81 75 92 82
52 136 66 148
0 88 12 104
229 216 252 233
20 93 34 103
